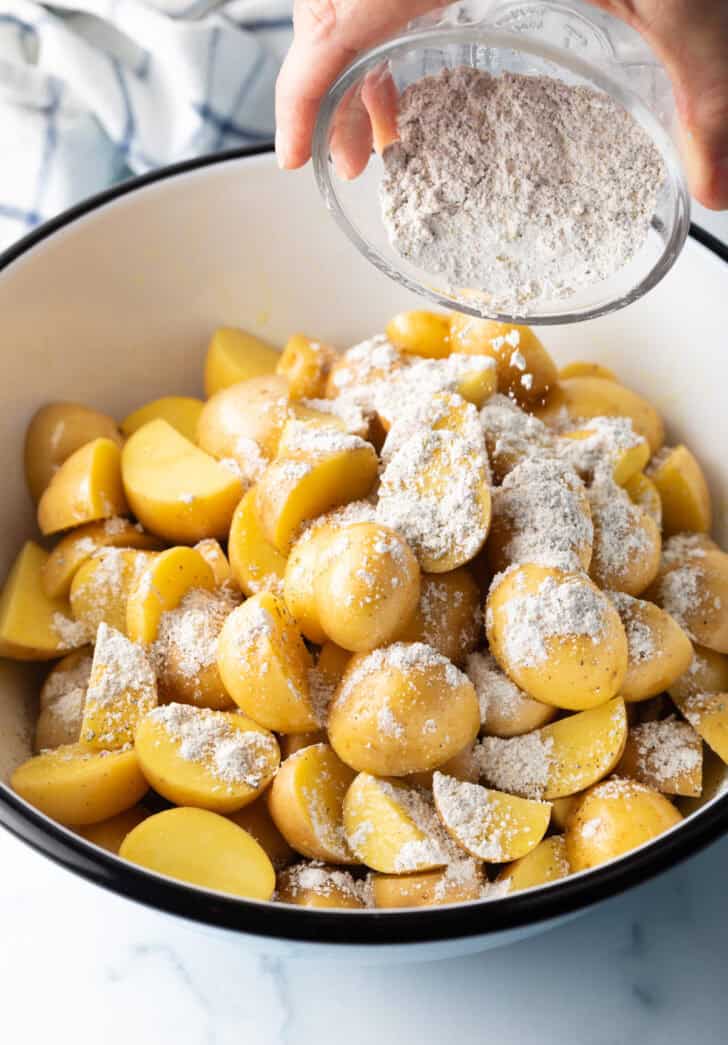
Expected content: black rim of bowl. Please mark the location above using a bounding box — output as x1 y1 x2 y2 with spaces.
1 144 728 947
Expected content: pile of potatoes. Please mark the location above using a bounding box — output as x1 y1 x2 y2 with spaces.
2 312 728 910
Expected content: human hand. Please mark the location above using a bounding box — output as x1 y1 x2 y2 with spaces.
275 0 728 209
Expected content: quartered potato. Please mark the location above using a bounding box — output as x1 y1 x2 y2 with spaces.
535 376 665 453
193 538 233 587
650 538 728 654
216 592 319 733
24 401 122 501
372 860 485 907
80 623 157 749
267 743 356 863
204 326 280 397
77 806 149 854
228 488 287 598
466 650 557 738
197 373 290 476
394 567 481 664
432 772 551 862
119 807 276 899
38 438 128 536
559 420 649 487
617 718 702 796
70 548 157 637
647 444 712 536
386 310 451 359
126 545 215 645
42 518 162 600
448 318 558 406
670 691 728 764
122 419 243 543
278 732 328 759
276 334 338 399
121 396 204 444
623 471 663 528
277 864 367 908
668 645 728 703
607 592 693 702
11 743 149 826
587 480 661 596
496 835 571 893
35 649 91 752
135 704 279 813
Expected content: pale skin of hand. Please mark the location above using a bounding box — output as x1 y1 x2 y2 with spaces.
275 0 728 209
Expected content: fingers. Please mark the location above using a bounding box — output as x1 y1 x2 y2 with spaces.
672 77 728 210
361 65 400 154
329 84 374 179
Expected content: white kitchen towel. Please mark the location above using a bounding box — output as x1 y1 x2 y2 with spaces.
0 0 292 247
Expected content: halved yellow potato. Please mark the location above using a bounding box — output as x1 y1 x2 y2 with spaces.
255 439 378 554
478 697 628 800
276 334 338 399
204 326 281 397
267 743 356 863
24 401 122 501
372 860 485 907
377 429 491 572
648 445 712 536
227 796 294 869
0 542 87 660
394 568 481 664
126 546 215 645
81 623 157 749
35 649 92 751
122 420 243 543
119 806 275 899
623 471 663 528
405 742 480 790
121 396 204 443
325 335 406 400
328 642 480 776
38 438 128 536
558 361 618 382
587 480 661 596
197 373 290 481
277 864 367 908
669 645 728 703
565 777 682 871
193 538 233 587
651 540 728 654
228 488 286 598
486 563 628 711
42 519 162 600
278 731 328 759
550 795 581 831
617 718 702 796
11 743 148 826
535 376 665 453
607 591 694 702
135 704 279 813
217 592 318 733
496 835 571 893
432 772 550 862
466 650 557 738
386 311 451 359
69 547 156 636
343 773 451 874
559 420 650 486
670 690 728 764
479 394 555 483
449 318 557 406
77 806 149 853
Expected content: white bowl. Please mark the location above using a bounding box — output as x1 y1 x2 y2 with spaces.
0 149 727 962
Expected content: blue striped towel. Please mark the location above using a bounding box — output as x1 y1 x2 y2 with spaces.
0 0 291 247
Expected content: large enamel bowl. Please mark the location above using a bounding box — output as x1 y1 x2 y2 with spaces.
1 148 727 961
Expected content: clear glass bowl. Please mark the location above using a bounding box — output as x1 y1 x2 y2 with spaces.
312 3 691 325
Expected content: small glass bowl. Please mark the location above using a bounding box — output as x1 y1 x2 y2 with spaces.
312 15 690 325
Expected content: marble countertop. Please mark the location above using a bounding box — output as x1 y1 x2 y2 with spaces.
3 207 728 1045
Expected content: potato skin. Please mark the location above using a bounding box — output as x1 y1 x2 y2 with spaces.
24 401 122 501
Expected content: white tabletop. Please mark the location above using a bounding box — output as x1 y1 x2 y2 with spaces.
3 207 728 1045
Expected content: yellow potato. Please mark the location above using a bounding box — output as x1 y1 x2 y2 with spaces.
154 586 239 710
433 772 550 862
406 742 480 789
669 645 728 703
486 563 628 711
135 704 279 813
35 649 92 752
617 718 702 796
565 777 682 871
449 318 558 406
279 732 328 759
587 480 661 596
343 773 452 873
386 311 451 359
377 429 491 572
606 592 693 702
479 697 628 799
550 795 580 831
679 746 726 816
623 471 663 528
42 518 162 600
77 806 149 853
81 623 157 749
217 592 319 733
228 488 286 598
536 377 665 453
204 326 280 397
24 401 122 501
277 864 367 908
275 414 351 459
670 690 728 764
119 806 275 899
276 334 338 399
496 835 571 893
0 542 88 660
465 651 557 738
650 538 728 653
647 444 712 536
227 796 294 869
328 642 480 776
69 548 156 636
559 421 650 486
121 396 204 444
38 438 128 536
126 546 215 645
314 523 421 652
267 743 356 863
558 361 618 382
394 568 481 664
372 860 485 907
11 743 148 826
255 438 378 554
325 335 406 400
193 538 233 587
479 394 555 483
122 419 243 544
